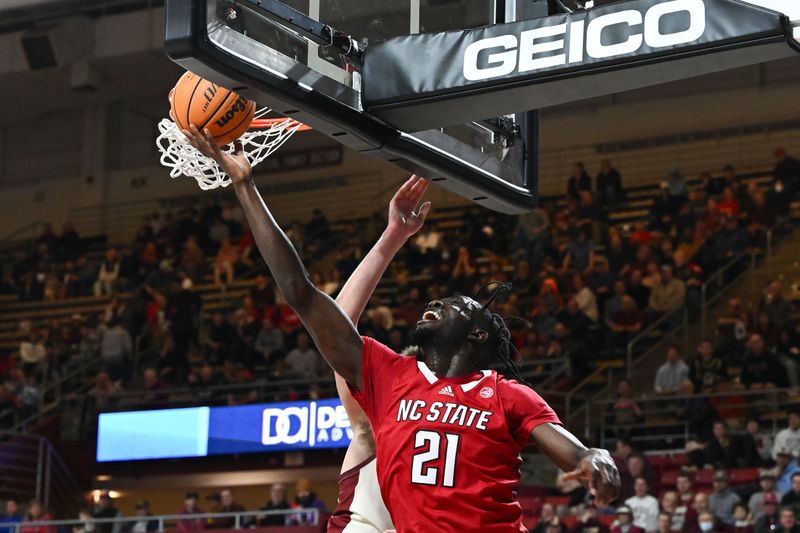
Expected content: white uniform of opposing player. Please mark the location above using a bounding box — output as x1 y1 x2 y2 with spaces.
326 176 432 532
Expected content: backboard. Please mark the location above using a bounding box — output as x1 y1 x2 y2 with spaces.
164 0 545 213
164 0 800 213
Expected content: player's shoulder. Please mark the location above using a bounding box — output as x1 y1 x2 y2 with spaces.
494 374 550 407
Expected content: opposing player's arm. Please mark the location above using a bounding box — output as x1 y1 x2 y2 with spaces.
530 423 620 505
182 125 362 386
335 176 430 440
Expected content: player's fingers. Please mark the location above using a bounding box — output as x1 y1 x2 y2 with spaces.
562 468 585 482
233 140 244 156
396 175 419 200
409 176 429 201
417 201 432 223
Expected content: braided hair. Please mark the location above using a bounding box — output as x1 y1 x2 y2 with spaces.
476 282 532 387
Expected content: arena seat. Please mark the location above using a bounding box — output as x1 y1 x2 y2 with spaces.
729 468 759 485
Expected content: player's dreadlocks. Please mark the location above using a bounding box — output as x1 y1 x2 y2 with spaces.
476 282 532 387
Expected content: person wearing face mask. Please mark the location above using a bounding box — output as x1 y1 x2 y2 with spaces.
694 511 721 533
726 503 753 533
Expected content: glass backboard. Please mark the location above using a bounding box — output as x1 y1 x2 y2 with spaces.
164 0 543 213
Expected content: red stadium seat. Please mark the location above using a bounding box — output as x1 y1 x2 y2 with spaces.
729 468 759 485
519 496 543 516
599 514 616 526
694 469 715 485
561 516 578 528
544 496 571 508
661 469 679 486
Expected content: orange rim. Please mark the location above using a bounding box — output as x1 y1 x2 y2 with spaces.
250 118 311 131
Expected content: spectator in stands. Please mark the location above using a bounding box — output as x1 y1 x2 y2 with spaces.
100 318 132 383
567 162 592 202
207 489 246 529
728 504 753 533
572 274 599 323
607 296 643 352
17 373 42 420
773 411 800 460
515 206 550 260
608 381 644 442
626 477 659 533
709 471 741 526
94 248 121 296
712 216 748 265
19 330 46 377
696 421 740 469
0 497 23 533
180 237 205 283
176 493 204 531
754 493 781 533
292 478 327 523
773 148 800 196
125 500 158 533
654 344 690 396
205 311 241 365
254 317 285 365
750 470 784 522
596 159 624 207
568 501 610 533
760 282 792 330
660 491 685 531
781 474 800 516
212 238 238 287
611 505 644 533
259 484 291 526
666 168 688 204
92 491 122 533
689 339 728 392
741 333 787 389
687 493 716 532
776 449 800 494
531 503 565 533
677 471 695 506
19 500 53 533
562 231 595 274
167 278 202 379
654 513 671 533
645 265 686 323
284 332 323 379
776 508 800 533
556 469 588 509
688 511 719 533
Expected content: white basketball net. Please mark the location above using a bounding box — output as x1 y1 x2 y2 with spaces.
155 108 305 190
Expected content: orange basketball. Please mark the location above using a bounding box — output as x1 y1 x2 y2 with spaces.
171 71 255 146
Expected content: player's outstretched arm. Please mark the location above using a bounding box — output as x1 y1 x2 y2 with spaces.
531 423 620 505
334 176 430 450
182 125 363 386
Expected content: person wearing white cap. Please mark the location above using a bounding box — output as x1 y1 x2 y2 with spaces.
611 506 644 533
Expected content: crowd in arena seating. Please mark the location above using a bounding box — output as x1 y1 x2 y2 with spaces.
0 481 329 533
530 410 800 532
0 149 799 435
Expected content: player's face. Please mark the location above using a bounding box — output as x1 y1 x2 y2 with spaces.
415 296 483 337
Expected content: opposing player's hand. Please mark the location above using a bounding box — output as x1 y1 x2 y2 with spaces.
563 448 620 506
182 124 252 185
386 175 431 241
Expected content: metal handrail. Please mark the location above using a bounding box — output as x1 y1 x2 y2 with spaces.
766 215 794 275
699 249 754 334
7 508 321 533
564 363 610 422
596 386 790 448
625 307 687 379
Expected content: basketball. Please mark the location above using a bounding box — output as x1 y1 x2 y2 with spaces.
170 70 255 146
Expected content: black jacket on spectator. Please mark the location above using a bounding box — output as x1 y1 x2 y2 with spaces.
775 155 800 194
689 353 727 392
741 349 787 388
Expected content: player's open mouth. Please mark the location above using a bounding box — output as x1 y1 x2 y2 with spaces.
419 310 442 323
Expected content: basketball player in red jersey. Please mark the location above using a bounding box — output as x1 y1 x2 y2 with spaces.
328 176 431 532
183 125 620 532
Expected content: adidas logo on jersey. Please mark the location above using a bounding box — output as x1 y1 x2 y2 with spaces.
438 385 454 397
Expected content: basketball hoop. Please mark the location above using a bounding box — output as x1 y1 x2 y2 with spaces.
156 108 310 190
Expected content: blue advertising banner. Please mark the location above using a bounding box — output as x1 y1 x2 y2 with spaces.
96 399 352 462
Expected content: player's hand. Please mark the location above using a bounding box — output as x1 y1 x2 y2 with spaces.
385 175 431 242
563 448 620 506
182 124 252 185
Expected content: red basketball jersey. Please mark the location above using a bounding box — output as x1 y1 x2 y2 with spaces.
350 337 561 532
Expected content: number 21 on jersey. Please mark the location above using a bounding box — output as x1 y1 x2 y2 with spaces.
411 430 460 487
